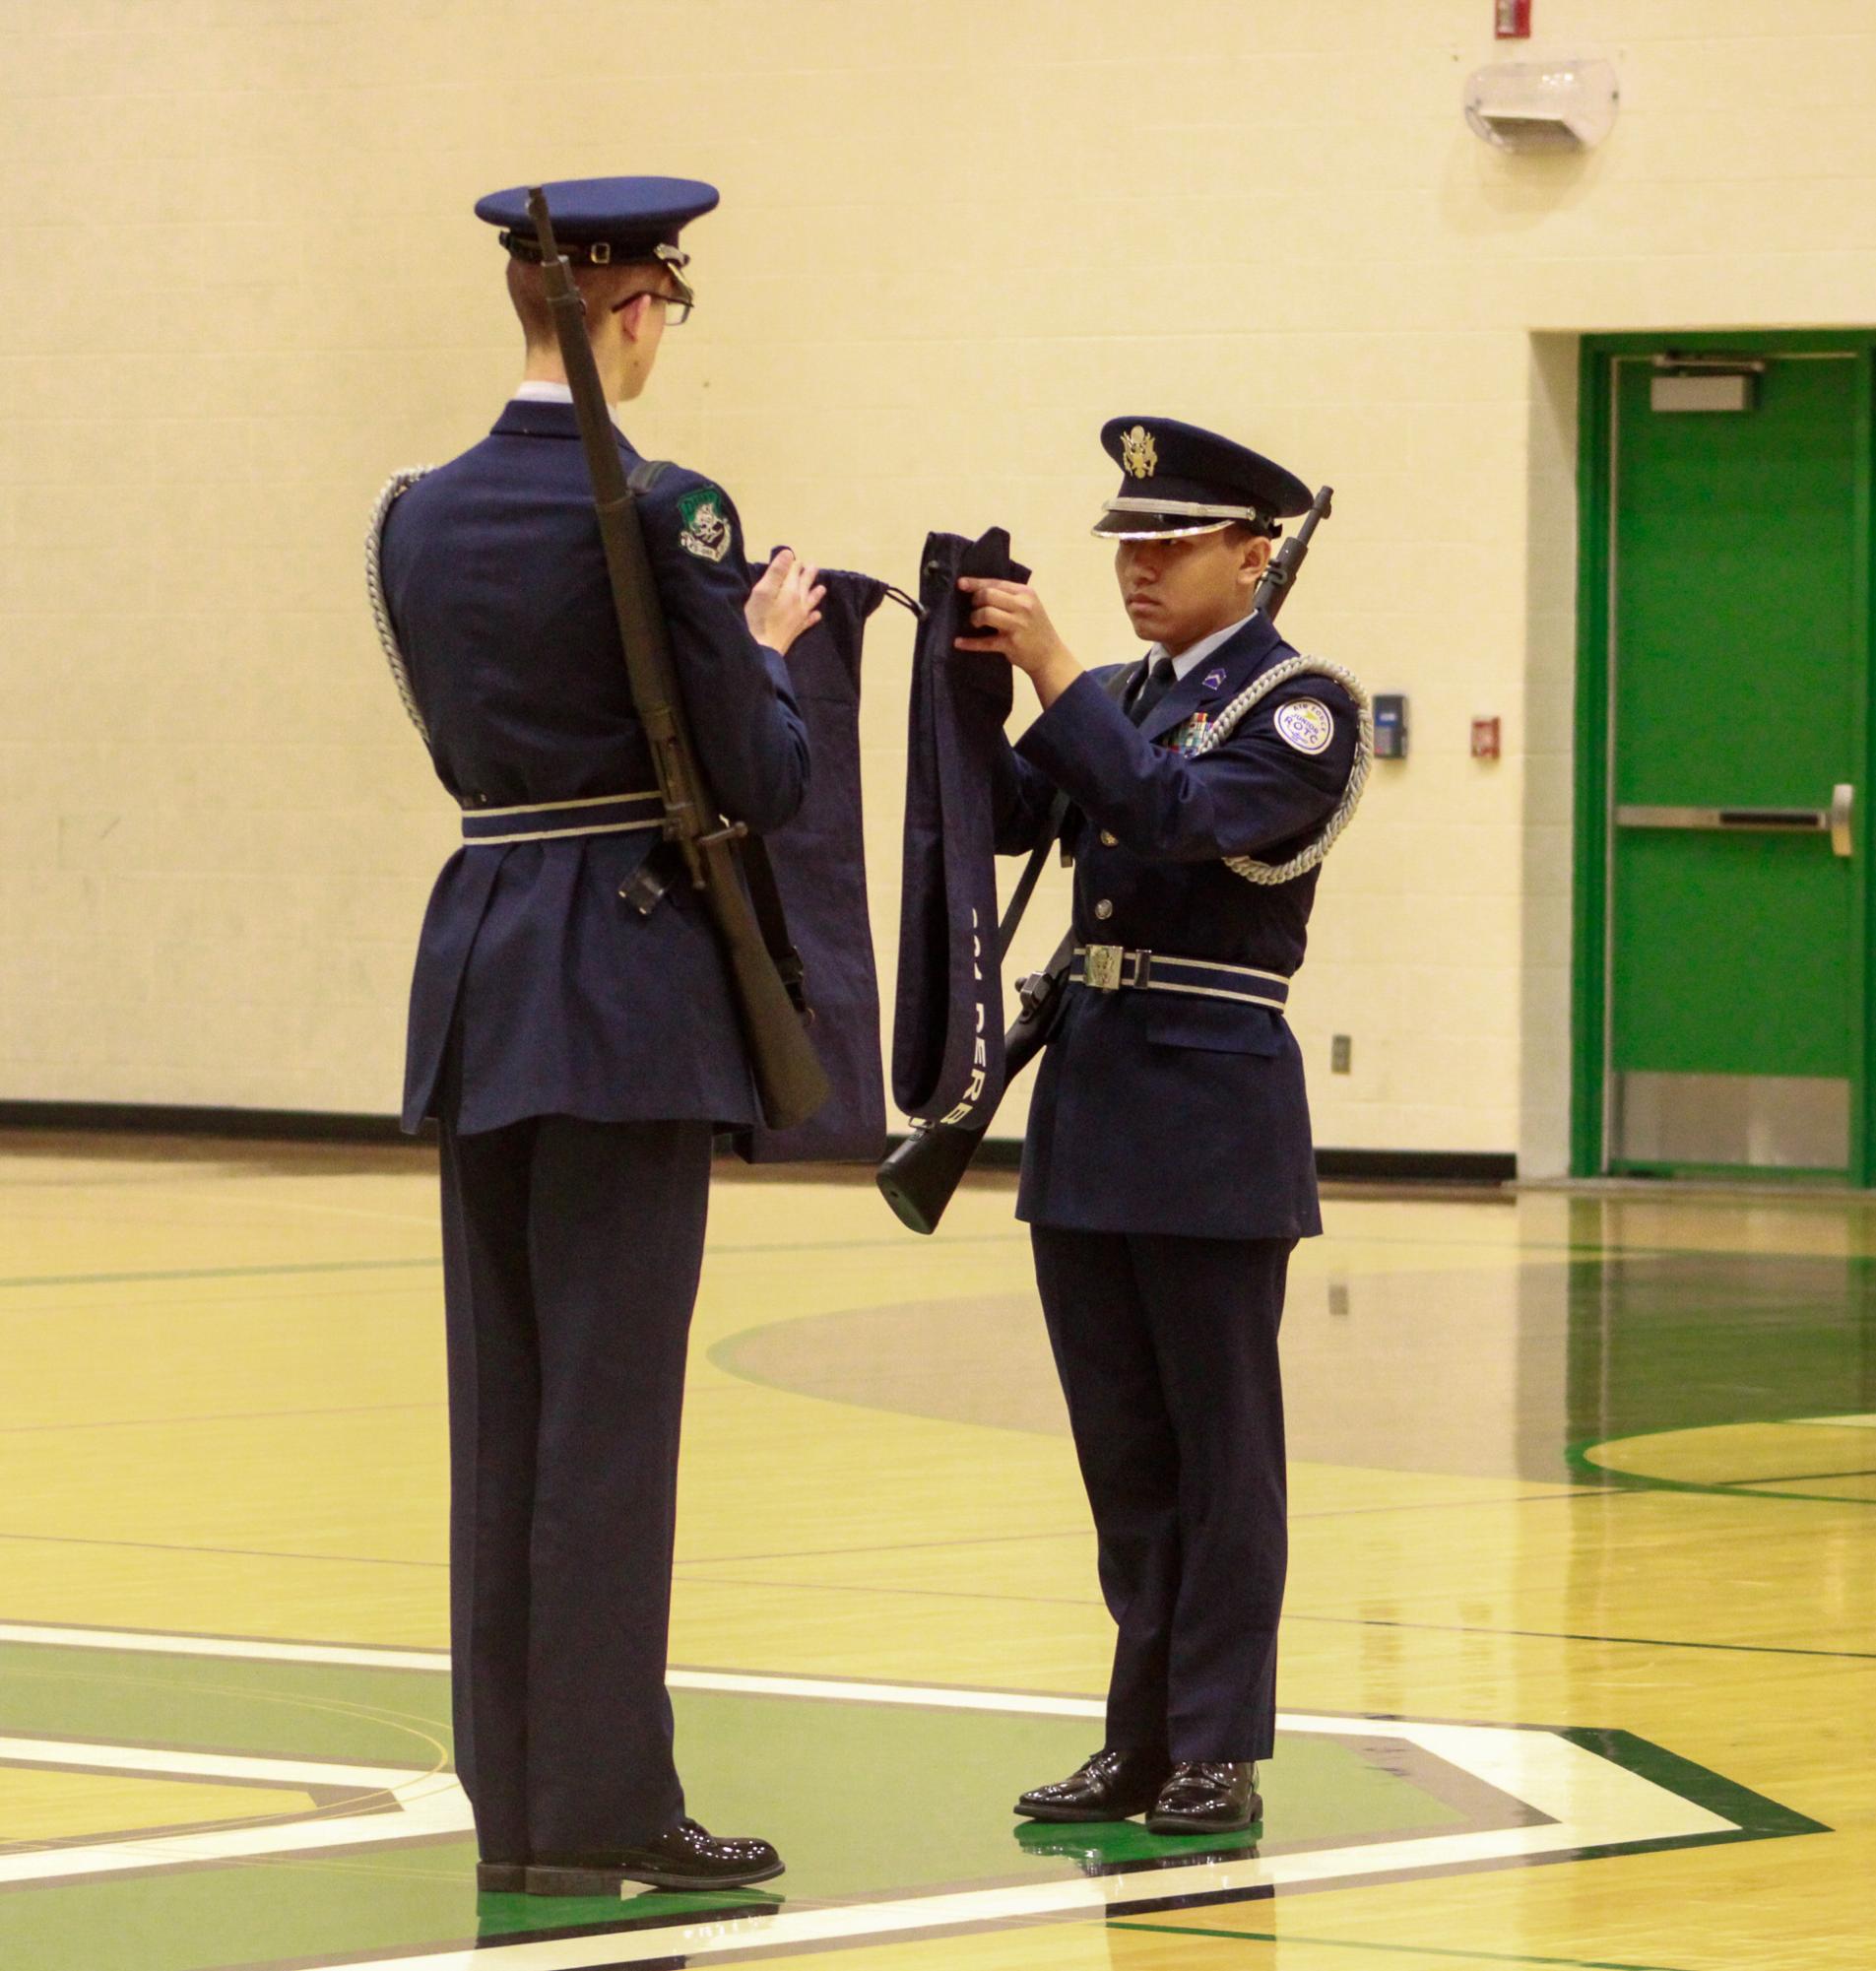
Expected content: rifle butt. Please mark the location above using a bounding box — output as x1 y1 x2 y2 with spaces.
723 915 830 1131
874 987 1062 1232
876 1118 992 1235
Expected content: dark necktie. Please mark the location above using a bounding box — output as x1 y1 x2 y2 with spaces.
1129 656 1178 728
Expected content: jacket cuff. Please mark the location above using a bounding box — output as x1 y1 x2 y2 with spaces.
758 642 798 701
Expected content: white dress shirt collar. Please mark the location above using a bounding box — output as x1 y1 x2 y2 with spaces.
1149 610 1261 682
512 380 574 403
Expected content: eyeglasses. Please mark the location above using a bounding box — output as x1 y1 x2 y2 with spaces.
609 287 694 325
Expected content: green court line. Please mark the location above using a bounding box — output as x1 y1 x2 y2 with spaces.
0 1230 1027 1294
1557 1728 1827 1839
684 1493 1584 1571
1714 1465 1876 1485
0 1530 444 1570
1569 1433 1876 1509
0 1258 440 1291
1287 1613 1876 1665
0 1402 436 1437
676 1570 1876 1664
1108 1923 1690 1971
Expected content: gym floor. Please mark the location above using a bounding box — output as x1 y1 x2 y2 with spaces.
0 1132 1870 1970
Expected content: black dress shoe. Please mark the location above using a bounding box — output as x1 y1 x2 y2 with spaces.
524 1818 784 1895
476 1860 528 1893
1015 1747 1174 1823
1144 1761 1262 1836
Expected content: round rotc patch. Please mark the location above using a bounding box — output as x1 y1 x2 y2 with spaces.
1274 698 1334 756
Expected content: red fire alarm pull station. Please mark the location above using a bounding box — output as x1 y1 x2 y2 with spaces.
1471 717 1503 760
1496 0 1532 36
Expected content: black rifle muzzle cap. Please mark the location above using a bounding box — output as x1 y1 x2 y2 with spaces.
1093 416 1312 540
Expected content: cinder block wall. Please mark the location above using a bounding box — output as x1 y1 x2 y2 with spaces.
3 1 1874 1167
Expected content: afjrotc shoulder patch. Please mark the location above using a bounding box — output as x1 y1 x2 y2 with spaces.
1273 698 1334 756
677 485 732 562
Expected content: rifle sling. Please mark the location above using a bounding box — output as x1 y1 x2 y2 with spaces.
995 660 1141 965
626 459 809 1008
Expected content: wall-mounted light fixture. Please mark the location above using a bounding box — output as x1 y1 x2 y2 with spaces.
1463 57 1618 152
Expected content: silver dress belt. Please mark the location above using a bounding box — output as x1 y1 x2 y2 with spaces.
460 792 663 846
1070 945 1290 1011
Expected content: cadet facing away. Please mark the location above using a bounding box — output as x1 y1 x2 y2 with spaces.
959 418 1366 1836
371 176 823 1896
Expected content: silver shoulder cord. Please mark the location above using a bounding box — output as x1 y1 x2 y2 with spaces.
364 467 438 746
1189 653 1375 886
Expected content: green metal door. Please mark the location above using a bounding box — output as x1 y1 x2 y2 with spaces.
1600 348 1869 1175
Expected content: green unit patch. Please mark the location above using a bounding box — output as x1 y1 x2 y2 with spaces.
677 485 732 563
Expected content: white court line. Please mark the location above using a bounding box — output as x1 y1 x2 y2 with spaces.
0 1623 451 1674
314 1739 1735 1971
0 1734 471 1886
0 1621 1745 1969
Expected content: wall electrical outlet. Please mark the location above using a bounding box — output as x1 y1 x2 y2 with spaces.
1330 1035 1352 1074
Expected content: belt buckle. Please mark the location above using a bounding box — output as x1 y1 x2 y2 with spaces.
1083 944 1125 992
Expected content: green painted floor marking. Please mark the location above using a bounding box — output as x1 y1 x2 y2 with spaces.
0 1643 1468 1971
1108 1922 1690 1971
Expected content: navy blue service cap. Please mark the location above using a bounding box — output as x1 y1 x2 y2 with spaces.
1093 416 1312 540
475 175 719 267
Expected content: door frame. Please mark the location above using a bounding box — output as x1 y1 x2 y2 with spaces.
1571 329 1876 1181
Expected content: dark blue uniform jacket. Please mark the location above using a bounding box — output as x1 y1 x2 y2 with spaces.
380 399 809 1136
994 611 1357 1241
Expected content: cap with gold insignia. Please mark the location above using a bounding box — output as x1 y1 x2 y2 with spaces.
1092 416 1312 541
475 174 719 278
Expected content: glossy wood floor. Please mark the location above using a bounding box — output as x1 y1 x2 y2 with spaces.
1 1132 1871 1970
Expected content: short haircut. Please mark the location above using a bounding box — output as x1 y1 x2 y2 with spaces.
505 254 666 350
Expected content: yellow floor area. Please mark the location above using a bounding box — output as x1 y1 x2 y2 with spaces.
1 1133 1872 1969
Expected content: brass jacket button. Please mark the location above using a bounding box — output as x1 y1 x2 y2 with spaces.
1094 898 1114 921
1099 830 1117 847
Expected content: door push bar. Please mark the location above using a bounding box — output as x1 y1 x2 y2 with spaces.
1616 785 1854 858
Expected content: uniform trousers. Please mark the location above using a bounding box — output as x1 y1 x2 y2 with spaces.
1030 1227 1293 1763
439 1112 712 1860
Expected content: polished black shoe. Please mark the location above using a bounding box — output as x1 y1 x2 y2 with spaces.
475 1859 528 1893
525 1818 784 1895
1015 1747 1174 1823
1144 1761 1262 1836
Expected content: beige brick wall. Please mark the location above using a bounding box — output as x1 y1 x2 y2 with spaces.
3 1 1873 1163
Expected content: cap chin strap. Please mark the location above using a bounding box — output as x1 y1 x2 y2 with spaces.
1094 518 1241 543
1095 495 1282 542
1104 495 1268 522
499 235 694 277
